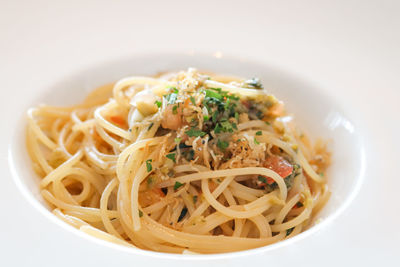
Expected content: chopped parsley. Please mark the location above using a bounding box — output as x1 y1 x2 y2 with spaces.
212 110 219 123
214 123 222 134
234 112 239 122
220 120 235 133
254 138 260 145
291 164 301 177
286 227 294 236
258 175 267 184
139 210 143 217
256 110 263 119
185 127 206 137
190 96 196 105
155 100 162 108
172 105 178 114
166 93 178 104
166 153 176 163
256 130 262 136
174 137 181 143
147 122 154 131
217 139 229 150
193 195 198 204
296 202 304 208
205 89 223 100
164 87 179 104
174 181 184 190
146 159 152 172
178 207 188 222
202 88 241 135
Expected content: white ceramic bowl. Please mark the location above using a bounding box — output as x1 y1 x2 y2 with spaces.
9 53 366 262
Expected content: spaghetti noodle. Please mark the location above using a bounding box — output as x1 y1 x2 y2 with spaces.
26 68 331 254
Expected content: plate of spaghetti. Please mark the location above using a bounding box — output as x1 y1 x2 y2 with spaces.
25 66 335 254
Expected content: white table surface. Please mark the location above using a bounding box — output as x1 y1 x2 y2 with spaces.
1 0 399 266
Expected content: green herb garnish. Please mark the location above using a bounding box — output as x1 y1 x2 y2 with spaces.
258 176 267 184
193 195 198 204
165 87 179 104
212 110 219 123
139 210 143 217
190 96 196 105
234 112 239 122
174 137 181 143
185 128 206 137
201 87 241 135
146 159 152 172
178 207 188 222
254 138 260 145
155 100 162 108
166 153 176 163
214 123 222 134
174 181 184 190
286 227 294 236
256 130 262 136
228 94 239 100
217 139 229 150
205 89 223 100
220 120 234 133
172 105 178 114
147 122 154 131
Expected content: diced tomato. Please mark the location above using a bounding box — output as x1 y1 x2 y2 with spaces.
153 187 165 197
260 155 293 184
266 176 275 184
139 188 165 207
109 115 127 128
264 155 293 178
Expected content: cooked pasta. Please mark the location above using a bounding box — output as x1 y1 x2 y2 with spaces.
26 68 331 254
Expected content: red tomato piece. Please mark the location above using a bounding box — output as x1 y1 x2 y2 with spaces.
263 155 293 183
109 115 126 127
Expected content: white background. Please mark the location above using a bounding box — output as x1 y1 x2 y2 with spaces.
1 0 399 266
